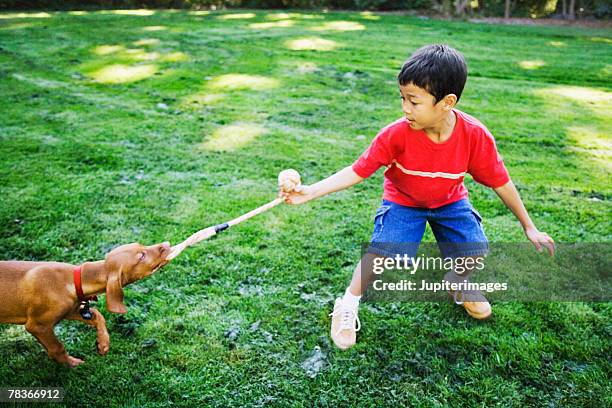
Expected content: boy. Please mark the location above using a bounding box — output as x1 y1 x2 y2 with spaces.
281 44 555 350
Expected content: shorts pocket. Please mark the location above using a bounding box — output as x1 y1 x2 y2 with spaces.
372 204 391 240
470 207 483 224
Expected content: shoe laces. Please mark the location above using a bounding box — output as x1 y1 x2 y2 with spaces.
330 304 361 334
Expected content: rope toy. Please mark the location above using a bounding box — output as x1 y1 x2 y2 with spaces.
166 169 301 261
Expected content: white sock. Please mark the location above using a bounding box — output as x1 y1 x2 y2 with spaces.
342 287 361 310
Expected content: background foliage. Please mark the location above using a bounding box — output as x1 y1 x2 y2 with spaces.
0 0 610 18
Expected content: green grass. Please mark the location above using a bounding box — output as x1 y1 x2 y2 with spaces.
1 8 611 407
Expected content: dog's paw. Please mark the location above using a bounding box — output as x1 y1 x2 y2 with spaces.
67 355 85 368
96 340 110 356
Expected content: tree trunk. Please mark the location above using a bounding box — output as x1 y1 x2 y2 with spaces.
561 0 567 18
568 0 576 20
456 0 469 15
504 0 511 19
443 0 452 17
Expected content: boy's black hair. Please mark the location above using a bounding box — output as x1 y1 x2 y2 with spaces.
398 44 468 103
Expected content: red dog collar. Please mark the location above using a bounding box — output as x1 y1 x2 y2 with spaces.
74 265 98 302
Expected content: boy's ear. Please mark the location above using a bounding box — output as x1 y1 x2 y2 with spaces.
440 94 458 110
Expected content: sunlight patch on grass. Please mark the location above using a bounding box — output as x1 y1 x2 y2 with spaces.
130 50 161 61
1 325 30 340
217 13 256 20
68 11 88 16
93 44 125 55
296 61 319 74
0 12 51 19
182 92 225 107
548 41 565 47
161 52 188 62
90 64 157 84
266 13 296 20
310 21 365 32
567 125 612 154
188 10 211 16
143 25 167 31
126 48 145 54
299 14 325 19
171 194 201 222
590 37 612 44
134 38 160 46
537 85 611 104
519 60 546 70
285 37 339 51
0 22 34 30
201 123 266 151
568 126 612 151
360 11 381 20
208 74 279 91
113 9 155 16
249 20 295 29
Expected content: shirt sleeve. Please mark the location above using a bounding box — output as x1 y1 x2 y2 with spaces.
468 129 510 188
352 128 395 179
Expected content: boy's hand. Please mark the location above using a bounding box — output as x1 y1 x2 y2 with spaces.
525 227 555 256
280 185 315 205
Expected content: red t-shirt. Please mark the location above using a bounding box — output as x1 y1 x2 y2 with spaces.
352 109 510 209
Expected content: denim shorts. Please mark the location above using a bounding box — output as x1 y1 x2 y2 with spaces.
368 199 488 259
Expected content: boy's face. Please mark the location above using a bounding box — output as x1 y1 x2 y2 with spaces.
399 83 454 131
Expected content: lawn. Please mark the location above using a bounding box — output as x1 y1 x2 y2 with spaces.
0 8 610 407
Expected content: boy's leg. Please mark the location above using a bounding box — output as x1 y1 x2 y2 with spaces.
428 199 491 319
443 257 491 319
330 200 426 350
330 252 382 350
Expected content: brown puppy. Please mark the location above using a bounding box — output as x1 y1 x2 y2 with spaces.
0 242 171 367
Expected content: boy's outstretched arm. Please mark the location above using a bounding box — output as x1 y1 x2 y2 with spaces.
281 166 364 205
493 180 555 256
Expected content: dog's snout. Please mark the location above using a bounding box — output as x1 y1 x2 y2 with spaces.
159 242 171 254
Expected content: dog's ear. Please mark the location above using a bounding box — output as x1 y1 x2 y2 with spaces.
106 265 127 314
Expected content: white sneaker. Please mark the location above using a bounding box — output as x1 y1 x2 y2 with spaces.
329 297 361 350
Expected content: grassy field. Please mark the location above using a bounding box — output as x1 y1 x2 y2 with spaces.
0 8 611 407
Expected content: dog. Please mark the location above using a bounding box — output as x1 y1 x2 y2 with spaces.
0 241 171 367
